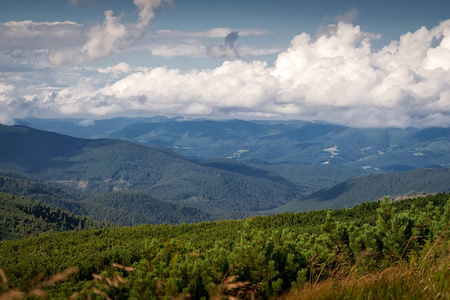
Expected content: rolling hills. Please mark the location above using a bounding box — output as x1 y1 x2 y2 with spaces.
2 121 450 225
0 125 305 212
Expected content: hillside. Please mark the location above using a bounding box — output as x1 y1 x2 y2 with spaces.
84 191 216 225
0 125 305 212
0 192 104 240
273 168 450 213
0 175 240 226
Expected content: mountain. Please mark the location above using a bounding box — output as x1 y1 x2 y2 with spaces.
0 125 305 212
16 117 450 173
272 168 450 213
15 116 171 139
243 160 366 193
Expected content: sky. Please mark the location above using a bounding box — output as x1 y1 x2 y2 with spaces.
1 0 450 128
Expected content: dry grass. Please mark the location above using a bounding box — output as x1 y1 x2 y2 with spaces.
285 241 450 300
0 266 79 300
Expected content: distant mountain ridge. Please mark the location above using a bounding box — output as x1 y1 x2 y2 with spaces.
272 168 450 213
0 125 305 212
16 117 450 173
4 120 450 223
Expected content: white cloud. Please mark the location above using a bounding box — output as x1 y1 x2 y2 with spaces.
0 83 16 125
149 43 207 58
77 119 96 126
49 0 172 66
0 13 271 66
98 62 132 74
0 21 83 51
0 83 15 102
0 113 14 125
208 31 240 59
3 20 450 128
148 40 283 59
0 20 83 67
155 28 269 38
147 28 273 59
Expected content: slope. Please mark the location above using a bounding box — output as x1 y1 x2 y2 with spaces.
0 174 227 226
0 125 305 211
0 192 104 240
272 168 450 213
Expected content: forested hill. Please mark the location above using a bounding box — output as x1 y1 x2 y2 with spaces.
0 175 226 227
0 125 306 212
273 168 450 213
0 192 105 240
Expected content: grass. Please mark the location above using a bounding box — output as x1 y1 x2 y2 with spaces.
286 236 450 300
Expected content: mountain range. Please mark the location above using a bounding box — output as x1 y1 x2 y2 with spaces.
16 117 450 173
0 125 304 212
1 119 449 228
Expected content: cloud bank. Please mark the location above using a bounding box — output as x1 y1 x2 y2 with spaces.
2 18 450 128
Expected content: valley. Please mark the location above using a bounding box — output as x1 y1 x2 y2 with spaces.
1 118 450 225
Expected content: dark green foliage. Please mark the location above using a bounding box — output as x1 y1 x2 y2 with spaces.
0 193 448 298
84 191 214 225
0 174 222 227
0 192 104 240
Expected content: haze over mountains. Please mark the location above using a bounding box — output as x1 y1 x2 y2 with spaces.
1 117 449 226
17 117 450 172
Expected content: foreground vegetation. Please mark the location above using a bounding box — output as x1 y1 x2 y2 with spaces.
0 193 449 299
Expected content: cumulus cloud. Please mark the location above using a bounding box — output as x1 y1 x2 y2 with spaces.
49 0 172 66
98 62 132 74
0 83 15 102
0 83 16 125
208 31 240 59
3 20 450 128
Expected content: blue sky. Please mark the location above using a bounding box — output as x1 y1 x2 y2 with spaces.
0 0 450 127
